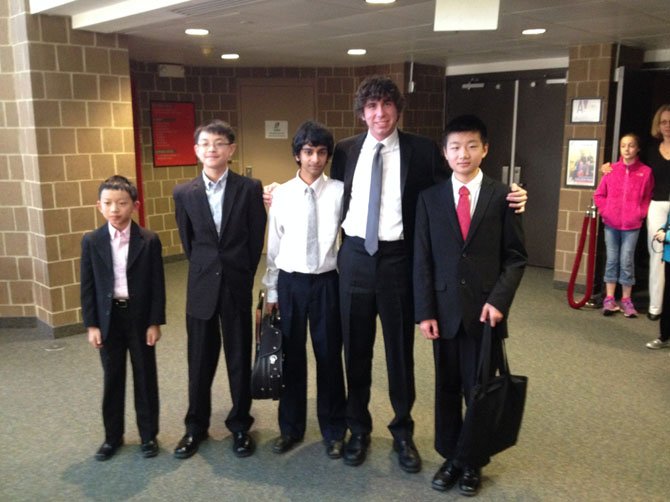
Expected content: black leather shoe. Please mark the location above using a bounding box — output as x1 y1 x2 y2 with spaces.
271 435 301 454
95 440 122 461
393 439 422 473
325 439 344 459
432 460 462 491
232 431 255 457
343 433 370 466
647 312 661 321
140 439 159 458
459 466 482 497
174 433 206 459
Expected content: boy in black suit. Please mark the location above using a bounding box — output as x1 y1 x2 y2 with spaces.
413 115 527 496
80 175 166 461
172 119 266 459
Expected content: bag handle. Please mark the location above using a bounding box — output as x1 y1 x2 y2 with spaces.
476 324 512 385
255 290 265 345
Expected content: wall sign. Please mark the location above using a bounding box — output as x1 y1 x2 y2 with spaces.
265 120 289 139
570 98 602 123
151 101 197 167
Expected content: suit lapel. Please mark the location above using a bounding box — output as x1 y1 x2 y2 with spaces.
93 224 113 270
341 134 365 220
126 221 144 270
442 177 463 242
220 170 240 238
467 175 495 244
398 130 411 198
191 176 219 240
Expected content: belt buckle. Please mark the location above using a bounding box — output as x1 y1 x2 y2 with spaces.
114 299 129 308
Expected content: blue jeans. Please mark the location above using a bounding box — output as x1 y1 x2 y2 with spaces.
603 225 640 286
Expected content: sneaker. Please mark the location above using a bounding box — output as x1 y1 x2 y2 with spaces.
646 338 669 349
620 298 637 318
602 297 620 316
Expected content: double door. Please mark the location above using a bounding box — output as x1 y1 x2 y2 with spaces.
446 71 567 268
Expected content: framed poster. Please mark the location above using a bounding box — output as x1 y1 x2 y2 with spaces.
565 139 598 188
570 98 602 123
150 101 197 167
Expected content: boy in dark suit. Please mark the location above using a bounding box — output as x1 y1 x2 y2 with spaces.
413 115 527 496
80 175 166 461
172 119 266 460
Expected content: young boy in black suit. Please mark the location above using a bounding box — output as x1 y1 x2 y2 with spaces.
80 175 166 461
413 115 527 496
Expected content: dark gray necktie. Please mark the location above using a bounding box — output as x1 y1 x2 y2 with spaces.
306 186 319 272
365 143 384 255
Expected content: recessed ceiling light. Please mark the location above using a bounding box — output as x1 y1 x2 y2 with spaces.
185 28 209 36
522 28 546 35
366 0 396 4
221 53 240 60
348 49 367 56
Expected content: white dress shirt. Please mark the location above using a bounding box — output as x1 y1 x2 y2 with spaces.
341 129 404 241
262 172 344 303
109 222 130 299
203 169 228 236
451 169 483 217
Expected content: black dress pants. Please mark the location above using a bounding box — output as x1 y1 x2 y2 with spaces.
184 280 253 436
100 302 159 444
338 236 416 441
277 270 346 441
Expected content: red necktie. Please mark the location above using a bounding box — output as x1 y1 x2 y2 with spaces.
457 185 471 240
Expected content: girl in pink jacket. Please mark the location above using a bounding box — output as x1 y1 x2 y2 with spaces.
594 133 654 317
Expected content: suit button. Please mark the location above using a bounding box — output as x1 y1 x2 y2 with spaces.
460 279 466 285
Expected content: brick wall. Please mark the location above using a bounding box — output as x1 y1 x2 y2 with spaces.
0 2 133 335
132 61 445 259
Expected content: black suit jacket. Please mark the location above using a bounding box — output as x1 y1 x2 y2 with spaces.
173 170 267 319
413 175 527 339
330 129 447 255
80 221 166 340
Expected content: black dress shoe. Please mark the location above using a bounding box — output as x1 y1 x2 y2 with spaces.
271 435 301 454
140 439 159 458
647 312 661 321
174 433 206 459
343 433 370 466
393 439 422 473
432 460 462 491
459 466 482 497
325 439 344 459
95 440 122 461
232 431 255 457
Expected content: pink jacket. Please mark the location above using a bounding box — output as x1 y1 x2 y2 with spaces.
594 157 654 231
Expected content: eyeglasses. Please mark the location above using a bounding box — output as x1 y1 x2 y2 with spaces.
660 120 670 126
197 141 232 149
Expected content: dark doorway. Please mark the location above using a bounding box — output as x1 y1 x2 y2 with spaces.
446 70 567 268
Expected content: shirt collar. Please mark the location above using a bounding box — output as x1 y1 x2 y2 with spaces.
108 221 131 239
202 168 229 188
453 168 483 191
296 170 327 196
364 128 399 151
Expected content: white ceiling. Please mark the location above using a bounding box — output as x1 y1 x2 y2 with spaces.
30 0 670 73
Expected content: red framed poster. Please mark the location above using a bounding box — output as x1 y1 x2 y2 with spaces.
150 101 197 167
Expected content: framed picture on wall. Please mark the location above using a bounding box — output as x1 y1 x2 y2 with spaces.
565 139 598 188
570 98 602 123
150 101 197 167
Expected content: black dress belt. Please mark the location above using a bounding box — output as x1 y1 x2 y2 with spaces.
112 298 129 308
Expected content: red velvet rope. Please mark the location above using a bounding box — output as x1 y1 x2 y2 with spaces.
567 208 597 309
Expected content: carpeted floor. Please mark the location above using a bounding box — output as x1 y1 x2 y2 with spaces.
0 261 668 501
